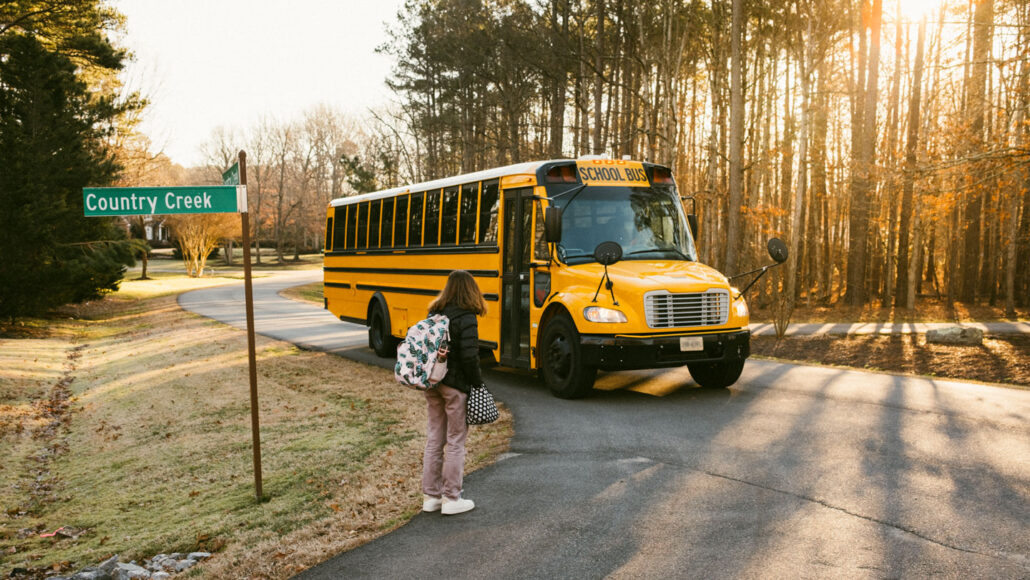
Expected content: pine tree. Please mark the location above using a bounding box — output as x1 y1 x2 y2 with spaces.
0 33 137 320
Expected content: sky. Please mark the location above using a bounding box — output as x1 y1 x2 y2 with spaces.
111 0 405 167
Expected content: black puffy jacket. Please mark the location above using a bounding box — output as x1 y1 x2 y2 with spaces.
433 304 483 394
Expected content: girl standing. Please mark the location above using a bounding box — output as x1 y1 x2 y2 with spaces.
421 270 486 515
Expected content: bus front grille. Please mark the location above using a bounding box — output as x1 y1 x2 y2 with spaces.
644 290 730 328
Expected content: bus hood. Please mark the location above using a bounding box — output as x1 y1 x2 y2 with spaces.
563 260 731 292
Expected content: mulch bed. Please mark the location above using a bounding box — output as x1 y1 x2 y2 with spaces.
751 334 1030 387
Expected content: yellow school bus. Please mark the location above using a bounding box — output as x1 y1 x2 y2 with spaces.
324 157 782 398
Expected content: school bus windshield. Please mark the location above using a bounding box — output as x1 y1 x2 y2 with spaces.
550 185 698 264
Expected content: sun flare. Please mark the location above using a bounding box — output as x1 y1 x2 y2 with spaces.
896 0 948 22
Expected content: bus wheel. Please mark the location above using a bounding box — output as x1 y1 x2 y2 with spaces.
687 360 745 389
539 315 597 399
368 303 398 358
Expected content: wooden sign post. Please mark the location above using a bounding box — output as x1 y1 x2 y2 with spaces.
223 151 263 501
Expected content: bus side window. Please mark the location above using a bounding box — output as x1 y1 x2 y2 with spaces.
346 205 356 250
459 182 478 245
382 197 395 247
478 179 499 245
325 217 333 251
441 186 459 245
369 199 381 248
334 206 348 250
409 192 425 246
425 189 441 246
356 202 368 249
394 194 409 247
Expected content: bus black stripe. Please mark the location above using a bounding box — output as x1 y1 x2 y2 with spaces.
356 284 438 297
323 282 351 289
324 245 499 257
324 267 499 278
353 284 499 302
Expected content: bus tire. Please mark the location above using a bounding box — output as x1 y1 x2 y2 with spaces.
368 302 398 358
687 360 745 389
539 315 597 399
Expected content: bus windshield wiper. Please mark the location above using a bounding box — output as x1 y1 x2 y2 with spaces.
625 247 692 261
561 253 596 263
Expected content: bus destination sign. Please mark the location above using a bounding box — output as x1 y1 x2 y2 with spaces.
576 160 650 188
83 185 246 217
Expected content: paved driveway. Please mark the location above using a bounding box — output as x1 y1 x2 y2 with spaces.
179 271 1030 579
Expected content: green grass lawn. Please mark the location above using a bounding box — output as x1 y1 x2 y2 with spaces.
279 282 323 305
0 276 511 579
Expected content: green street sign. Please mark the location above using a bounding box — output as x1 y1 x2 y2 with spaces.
83 186 245 216
222 162 240 185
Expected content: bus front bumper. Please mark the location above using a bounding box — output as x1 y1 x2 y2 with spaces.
579 329 750 371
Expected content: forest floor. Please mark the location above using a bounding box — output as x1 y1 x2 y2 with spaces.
750 298 1030 387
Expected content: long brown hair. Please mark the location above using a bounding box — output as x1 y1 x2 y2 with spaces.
428 270 487 316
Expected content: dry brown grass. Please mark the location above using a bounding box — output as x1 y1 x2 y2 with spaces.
0 281 512 579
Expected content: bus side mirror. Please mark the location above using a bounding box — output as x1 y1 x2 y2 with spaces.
545 207 562 243
687 214 699 240
729 238 789 300
767 237 788 263
594 241 622 265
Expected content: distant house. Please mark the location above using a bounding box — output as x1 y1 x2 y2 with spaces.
144 217 170 243
121 216 171 245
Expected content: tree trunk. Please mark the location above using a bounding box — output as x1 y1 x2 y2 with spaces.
592 0 604 154
704 1 726 266
845 0 883 307
786 18 814 313
1009 11 1029 315
906 199 921 310
724 0 745 273
812 56 831 302
883 4 905 305
961 0 994 302
780 57 794 235
895 16 926 307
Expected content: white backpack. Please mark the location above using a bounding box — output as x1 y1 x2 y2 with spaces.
394 314 450 390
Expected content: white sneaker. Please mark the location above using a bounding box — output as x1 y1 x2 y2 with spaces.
441 497 475 515
422 495 443 512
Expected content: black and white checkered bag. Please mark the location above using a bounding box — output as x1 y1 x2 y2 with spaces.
465 384 499 425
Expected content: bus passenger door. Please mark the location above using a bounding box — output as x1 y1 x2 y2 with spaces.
500 187 533 368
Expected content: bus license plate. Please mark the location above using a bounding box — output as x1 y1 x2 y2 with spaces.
679 337 704 352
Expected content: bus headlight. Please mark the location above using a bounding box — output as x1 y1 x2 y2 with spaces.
734 298 749 318
583 306 628 323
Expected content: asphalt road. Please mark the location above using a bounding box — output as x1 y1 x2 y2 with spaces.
179 271 1030 579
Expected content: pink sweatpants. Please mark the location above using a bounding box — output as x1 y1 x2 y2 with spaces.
422 384 469 500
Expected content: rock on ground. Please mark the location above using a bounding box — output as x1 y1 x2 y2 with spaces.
926 326 984 345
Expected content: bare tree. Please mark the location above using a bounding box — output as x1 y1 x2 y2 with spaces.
166 214 237 277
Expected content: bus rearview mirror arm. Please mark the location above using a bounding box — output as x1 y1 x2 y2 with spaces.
591 242 622 305
728 238 789 300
